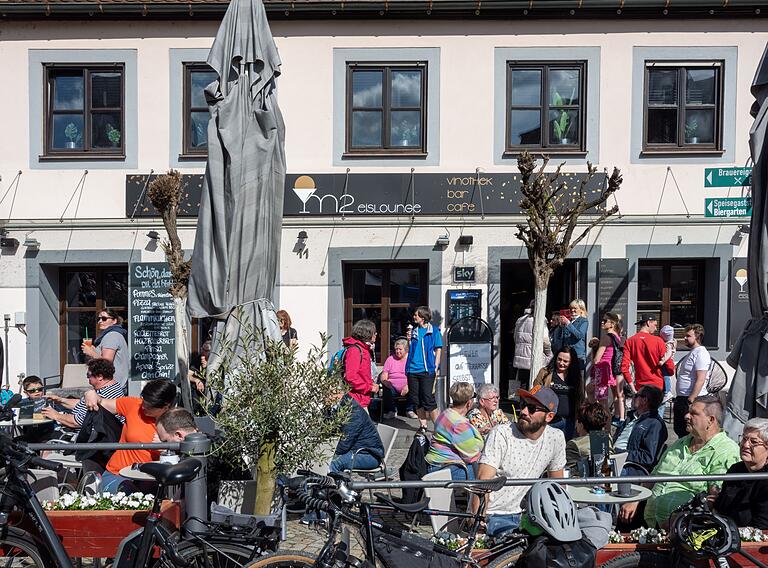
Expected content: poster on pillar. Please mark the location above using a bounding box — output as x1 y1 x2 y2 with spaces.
448 343 492 391
728 258 750 351
128 262 177 381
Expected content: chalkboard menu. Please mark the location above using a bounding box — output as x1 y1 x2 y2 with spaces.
128 262 176 381
597 259 629 328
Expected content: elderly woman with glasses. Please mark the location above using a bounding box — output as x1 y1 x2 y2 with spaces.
81 308 129 387
467 384 509 437
712 418 768 528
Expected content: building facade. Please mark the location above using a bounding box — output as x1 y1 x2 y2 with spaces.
0 0 764 397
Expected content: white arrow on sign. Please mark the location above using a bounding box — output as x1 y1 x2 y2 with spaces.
707 201 714 215
706 171 713 185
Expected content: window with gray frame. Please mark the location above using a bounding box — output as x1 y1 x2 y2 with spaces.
183 63 216 156
346 63 427 154
506 62 586 152
45 64 124 157
643 62 723 151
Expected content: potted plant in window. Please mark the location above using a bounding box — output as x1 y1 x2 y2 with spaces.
106 124 121 147
685 118 699 144
551 91 574 145
64 122 82 149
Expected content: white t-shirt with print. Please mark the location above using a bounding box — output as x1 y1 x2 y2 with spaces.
479 422 566 515
676 345 711 397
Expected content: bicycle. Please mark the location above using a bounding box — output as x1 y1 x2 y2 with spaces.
0 432 277 567
602 492 768 568
247 471 531 568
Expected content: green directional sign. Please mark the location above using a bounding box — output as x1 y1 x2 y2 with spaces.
704 197 752 218
704 167 752 188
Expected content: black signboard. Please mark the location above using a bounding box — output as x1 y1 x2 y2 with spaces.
597 259 629 328
447 290 482 328
125 171 607 218
128 262 176 381
453 266 476 283
728 258 750 351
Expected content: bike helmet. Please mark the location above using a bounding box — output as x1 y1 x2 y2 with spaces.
523 481 581 542
671 509 740 560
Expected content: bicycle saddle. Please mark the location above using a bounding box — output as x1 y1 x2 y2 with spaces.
138 458 201 485
461 476 507 494
374 493 431 514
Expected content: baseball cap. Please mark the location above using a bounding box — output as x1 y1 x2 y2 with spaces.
517 385 559 414
635 313 658 326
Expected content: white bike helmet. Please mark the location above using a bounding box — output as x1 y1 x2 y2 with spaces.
523 481 581 542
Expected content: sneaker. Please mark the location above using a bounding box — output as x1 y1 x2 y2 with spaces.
382 411 396 420
406 410 419 419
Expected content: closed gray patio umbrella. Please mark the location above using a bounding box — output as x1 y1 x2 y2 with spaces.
724 43 768 439
187 0 285 371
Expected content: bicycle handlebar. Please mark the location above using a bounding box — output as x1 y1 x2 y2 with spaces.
0 433 63 473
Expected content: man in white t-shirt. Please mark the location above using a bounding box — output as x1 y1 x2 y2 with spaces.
474 386 566 537
673 323 711 439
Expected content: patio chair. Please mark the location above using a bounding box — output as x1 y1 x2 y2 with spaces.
421 468 454 534
350 423 398 499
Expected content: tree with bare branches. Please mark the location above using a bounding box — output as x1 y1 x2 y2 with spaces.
515 151 623 378
147 170 193 410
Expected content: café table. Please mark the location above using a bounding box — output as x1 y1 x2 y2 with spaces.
567 484 652 505
119 464 157 482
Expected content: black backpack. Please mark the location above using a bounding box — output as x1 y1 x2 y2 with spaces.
518 535 597 568
609 334 624 376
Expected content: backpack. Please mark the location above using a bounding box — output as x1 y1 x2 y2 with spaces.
609 333 624 376
328 344 364 377
517 535 597 568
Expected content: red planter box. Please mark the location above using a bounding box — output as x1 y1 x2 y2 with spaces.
13 500 181 558
595 542 768 567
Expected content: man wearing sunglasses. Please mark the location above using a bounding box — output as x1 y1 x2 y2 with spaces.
474 386 566 537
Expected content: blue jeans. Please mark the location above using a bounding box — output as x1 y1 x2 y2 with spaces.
427 462 475 481
487 514 522 537
101 471 138 494
330 451 381 473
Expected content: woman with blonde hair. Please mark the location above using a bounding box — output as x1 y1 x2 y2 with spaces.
591 312 625 424
555 299 589 372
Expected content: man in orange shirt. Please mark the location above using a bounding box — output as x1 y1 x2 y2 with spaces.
86 379 176 493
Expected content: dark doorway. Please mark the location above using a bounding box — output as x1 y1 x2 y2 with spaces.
498 259 586 401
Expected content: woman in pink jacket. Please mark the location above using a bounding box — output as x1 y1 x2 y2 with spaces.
342 319 380 408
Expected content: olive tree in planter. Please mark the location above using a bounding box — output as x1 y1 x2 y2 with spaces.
206 317 350 516
147 170 193 411
516 151 623 377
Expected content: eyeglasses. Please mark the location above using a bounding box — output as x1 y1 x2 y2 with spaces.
97 316 113 322
24 387 43 394
521 403 549 415
740 436 768 448
482 395 500 400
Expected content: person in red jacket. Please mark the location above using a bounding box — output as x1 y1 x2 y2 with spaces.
621 314 675 398
341 319 380 409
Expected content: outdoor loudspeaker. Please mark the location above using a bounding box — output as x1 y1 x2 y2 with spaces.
0 237 19 248
458 235 474 246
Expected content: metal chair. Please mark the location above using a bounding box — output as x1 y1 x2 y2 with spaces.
350 423 398 499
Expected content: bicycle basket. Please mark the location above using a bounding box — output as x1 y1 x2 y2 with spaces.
367 528 462 568
517 535 597 568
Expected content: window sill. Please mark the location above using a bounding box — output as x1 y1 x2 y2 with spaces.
503 150 587 158
342 152 428 159
177 153 207 161
640 149 724 157
39 153 126 162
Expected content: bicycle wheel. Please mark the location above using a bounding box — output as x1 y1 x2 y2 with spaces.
0 529 50 567
168 540 260 567
483 547 524 568
600 551 670 568
244 550 318 568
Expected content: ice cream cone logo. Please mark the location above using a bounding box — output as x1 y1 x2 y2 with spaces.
292 176 317 214
735 268 748 293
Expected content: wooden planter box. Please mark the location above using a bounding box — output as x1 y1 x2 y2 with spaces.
13 500 181 558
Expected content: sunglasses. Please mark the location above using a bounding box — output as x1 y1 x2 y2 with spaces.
521 403 549 415
97 316 113 322
25 387 43 394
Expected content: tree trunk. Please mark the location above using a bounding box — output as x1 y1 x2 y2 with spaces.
174 296 193 412
530 282 550 380
254 437 277 516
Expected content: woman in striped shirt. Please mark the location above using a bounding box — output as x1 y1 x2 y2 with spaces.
425 382 484 480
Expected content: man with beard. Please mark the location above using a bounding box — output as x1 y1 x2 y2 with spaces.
473 386 566 537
